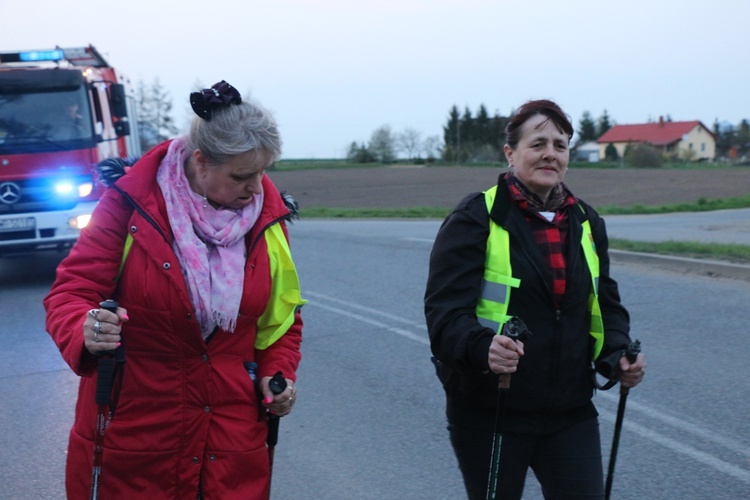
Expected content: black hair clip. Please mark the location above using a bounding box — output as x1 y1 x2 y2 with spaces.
189 80 242 121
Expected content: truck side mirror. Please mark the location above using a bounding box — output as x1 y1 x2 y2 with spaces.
110 84 128 118
114 121 130 137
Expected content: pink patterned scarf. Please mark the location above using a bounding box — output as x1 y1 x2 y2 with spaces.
156 138 263 338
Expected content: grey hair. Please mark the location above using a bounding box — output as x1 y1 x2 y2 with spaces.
186 99 282 164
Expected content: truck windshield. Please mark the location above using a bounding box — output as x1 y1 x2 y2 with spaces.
0 88 95 153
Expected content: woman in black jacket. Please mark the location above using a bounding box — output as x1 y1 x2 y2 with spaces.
425 99 645 499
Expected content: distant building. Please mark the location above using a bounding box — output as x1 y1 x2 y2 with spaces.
574 141 601 162
596 117 716 161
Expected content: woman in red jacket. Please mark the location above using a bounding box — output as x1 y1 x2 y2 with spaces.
44 81 305 499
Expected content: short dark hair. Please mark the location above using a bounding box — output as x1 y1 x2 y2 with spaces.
505 99 574 149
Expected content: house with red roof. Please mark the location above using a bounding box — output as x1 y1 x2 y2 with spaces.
596 117 716 161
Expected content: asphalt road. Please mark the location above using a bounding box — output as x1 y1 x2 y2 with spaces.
604 208 750 246
1 217 749 499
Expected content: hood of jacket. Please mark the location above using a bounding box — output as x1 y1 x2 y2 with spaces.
98 140 297 247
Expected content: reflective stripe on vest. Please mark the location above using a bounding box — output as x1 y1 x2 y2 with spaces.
478 186 604 360
117 222 306 350
579 217 604 360
475 186 521 334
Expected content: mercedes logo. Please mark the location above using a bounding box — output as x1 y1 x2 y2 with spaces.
0 182 21 205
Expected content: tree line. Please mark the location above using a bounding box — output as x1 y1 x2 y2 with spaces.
133 80 750 163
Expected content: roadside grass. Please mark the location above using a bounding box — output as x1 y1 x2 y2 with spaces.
286 161 750 263
609 239 750 265
274 160 384 171
276 159 749 171
596 195 750 215
301 195 750 219
299 206 449 218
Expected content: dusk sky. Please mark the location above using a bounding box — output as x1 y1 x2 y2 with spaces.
2 0 748 158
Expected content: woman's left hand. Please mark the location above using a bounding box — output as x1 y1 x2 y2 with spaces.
259 377 296 417
619 353 646 389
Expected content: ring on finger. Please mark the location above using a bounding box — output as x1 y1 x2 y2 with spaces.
88 309 99 319
93 321 103 342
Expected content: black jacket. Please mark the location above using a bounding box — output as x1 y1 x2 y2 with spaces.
425 173 631 433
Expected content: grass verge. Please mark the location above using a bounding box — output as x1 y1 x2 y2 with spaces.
597 195 750 215
300 206 451 218
609 239 750 265
300 201 750 265
301 195 750 219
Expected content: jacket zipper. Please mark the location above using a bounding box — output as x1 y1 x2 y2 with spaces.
114 185 171 244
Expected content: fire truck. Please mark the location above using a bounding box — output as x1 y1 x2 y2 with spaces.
0 45 140 256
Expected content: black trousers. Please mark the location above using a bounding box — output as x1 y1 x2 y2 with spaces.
448 416 604 500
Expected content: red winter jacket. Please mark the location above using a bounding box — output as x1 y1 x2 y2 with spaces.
44 141 303 499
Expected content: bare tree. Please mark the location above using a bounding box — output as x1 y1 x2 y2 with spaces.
396 127 422 161
422 135 442 161
369 125 396 163
136 78 179 152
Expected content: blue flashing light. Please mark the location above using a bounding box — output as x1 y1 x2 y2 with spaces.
54 181 75 195
19 49 64 62
54 179 94 199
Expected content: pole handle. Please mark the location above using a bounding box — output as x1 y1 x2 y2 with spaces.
625 339 641 364
94 300 121 405
496 317 531 390
619 339 641 396
266 371 286 447
269 371 287 396
96 300 122 359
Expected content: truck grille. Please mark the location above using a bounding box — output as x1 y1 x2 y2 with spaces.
0 177 88 213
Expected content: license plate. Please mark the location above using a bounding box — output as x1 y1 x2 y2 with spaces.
0 217 36 232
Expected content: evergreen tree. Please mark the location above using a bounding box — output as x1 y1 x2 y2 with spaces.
577 111 597 145
737 119 750 157
443 105 461 161
713 120 735 158
346 141 375 163
604 143 619 161
475 104 491 146
597 110 612 137
489 112 508 152
460 107 475 151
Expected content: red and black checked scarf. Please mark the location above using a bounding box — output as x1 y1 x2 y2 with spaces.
506 174 578 308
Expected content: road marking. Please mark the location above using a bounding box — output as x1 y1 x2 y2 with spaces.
599 407 750 485
312 302 429 345
307 289 750 483
305 290 426 329
597 391 750 458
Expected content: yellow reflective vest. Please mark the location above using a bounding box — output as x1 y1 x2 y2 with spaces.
118 222 306 350
475 185 605 360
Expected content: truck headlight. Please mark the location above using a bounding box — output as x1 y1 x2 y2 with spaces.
78 182 93 197
69 214 92 229
55 181 94 199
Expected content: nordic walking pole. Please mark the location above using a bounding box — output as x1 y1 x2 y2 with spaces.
243 366 287 498
90 299 124 500
266 372 287 467
604 339 641 500
486 317 531 500
267 371 287 498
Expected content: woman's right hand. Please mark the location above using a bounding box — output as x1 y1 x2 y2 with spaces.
84 306 128 355
488 334 525 375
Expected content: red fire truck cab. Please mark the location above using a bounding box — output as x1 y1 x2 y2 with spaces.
0 45 140 256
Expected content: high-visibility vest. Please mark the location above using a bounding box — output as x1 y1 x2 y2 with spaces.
475 185 604 360
118 222 306 350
